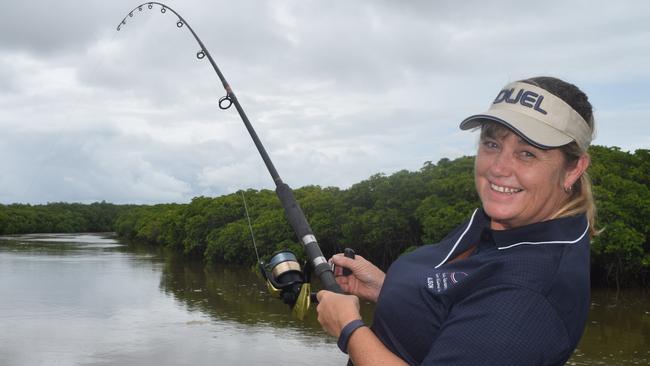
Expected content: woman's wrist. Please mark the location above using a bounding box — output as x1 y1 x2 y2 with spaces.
337 319 366 354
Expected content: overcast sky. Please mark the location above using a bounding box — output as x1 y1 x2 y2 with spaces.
1 0 648 204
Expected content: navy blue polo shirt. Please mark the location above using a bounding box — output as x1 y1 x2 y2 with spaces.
372 208 590 366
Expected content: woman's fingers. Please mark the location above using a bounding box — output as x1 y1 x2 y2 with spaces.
331 253 365 272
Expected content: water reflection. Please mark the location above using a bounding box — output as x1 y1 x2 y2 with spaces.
569 289 650 365
158 252 376 335
0 234 347 366
0 233 124 256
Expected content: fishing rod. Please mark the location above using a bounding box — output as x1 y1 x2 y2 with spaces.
117 2 345 314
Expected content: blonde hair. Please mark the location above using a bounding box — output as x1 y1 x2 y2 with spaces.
551 142 599 238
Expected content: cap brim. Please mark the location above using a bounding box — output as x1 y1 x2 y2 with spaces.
459 109 573 150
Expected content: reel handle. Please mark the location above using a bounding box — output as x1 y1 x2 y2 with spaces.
342 248 355 276
332 247 355 277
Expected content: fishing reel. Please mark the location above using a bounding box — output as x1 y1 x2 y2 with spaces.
259 250 312 319
259 248 356 319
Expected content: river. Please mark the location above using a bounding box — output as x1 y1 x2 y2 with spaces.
0 233 648 365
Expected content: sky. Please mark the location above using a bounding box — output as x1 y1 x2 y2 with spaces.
1 0 649 204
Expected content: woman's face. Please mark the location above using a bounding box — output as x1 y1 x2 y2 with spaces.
475 129 574 230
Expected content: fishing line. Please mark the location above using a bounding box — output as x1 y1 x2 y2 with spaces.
239 190 261 263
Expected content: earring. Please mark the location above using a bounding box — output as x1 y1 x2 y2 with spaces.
564 185 573 193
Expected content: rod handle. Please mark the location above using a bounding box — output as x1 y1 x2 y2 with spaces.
275 183 343 294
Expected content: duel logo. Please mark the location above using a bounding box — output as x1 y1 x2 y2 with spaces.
493 87 548 115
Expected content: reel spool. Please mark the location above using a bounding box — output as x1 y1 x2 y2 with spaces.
260 250 306 304
259 250 311 319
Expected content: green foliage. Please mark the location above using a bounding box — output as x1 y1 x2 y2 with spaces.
205 220 252 264
0 201 129 235
3 146 648 287
589 146 650 287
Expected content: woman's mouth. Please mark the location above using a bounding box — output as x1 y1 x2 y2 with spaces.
490 182 523 194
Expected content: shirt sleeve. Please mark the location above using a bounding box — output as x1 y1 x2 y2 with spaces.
421 285 572 366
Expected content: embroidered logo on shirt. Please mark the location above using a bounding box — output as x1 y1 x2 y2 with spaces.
427 272 468 293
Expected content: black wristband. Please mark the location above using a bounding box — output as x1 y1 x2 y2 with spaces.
337 319 365 354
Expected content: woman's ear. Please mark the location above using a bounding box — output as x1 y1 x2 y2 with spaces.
564 154 590 189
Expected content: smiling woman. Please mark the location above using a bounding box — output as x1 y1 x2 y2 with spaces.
474 122 590 231
471 77 596 234
315 76 597 366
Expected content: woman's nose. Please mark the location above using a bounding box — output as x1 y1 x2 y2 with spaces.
489 150 514 177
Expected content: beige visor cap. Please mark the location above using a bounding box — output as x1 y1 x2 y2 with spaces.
460 81 592 151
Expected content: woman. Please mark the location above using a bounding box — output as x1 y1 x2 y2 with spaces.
317 76 596 366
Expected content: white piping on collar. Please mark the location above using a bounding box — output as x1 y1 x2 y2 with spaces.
496 220 590 250
434 208 479 269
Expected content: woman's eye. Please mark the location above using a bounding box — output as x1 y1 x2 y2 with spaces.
521 151 536 159
483 140 498 149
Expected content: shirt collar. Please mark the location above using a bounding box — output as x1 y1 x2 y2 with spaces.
490 213 589 250
434 209 489 268
435 208 589 268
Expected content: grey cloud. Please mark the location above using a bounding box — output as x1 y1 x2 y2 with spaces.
0 0 121 55
0 125 257 204
1 0 649 204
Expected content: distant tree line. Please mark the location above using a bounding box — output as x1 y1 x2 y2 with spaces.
0 201 131 234
1 146 648 287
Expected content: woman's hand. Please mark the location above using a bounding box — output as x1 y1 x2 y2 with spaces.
316 290 361 338
330 253 385 303
317 290 410 366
